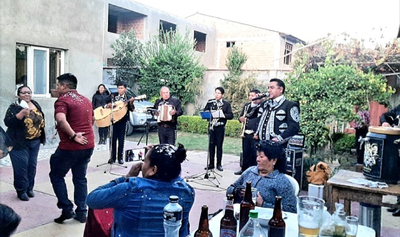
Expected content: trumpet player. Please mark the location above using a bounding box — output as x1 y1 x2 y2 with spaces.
234 89 263 175
204 87 233 171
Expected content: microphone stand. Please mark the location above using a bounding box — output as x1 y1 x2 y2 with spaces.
185 105 221 188
97 98 127 174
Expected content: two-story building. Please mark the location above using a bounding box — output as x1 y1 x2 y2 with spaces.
0 0 304 144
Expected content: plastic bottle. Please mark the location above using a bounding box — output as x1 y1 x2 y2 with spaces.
238 210 267 237
163 195 182 237
239 181 255 231
268 196 286 237
220 194 237 237
194 205 213 237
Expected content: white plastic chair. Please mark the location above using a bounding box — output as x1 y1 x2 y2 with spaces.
284 174 300 196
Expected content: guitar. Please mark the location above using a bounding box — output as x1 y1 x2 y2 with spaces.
94 95 147 127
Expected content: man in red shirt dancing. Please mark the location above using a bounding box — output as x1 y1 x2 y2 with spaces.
49 73 95 224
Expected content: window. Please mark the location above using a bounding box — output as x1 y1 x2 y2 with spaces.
108 4 146 39
16 44 65 96
284 42 293 65
159 20 176 43
194 31 206 52
226 41 235 48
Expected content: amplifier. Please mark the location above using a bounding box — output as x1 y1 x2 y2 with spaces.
285 146 304 188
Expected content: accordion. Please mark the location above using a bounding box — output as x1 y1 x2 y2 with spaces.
157 105 173 122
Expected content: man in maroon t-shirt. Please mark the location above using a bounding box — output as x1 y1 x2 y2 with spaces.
49 73 95 224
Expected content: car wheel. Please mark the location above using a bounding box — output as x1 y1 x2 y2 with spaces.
126 121 134 136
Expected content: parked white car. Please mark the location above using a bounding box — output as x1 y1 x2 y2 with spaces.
104 84 157 135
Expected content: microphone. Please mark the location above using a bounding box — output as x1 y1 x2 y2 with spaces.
252 92 269 101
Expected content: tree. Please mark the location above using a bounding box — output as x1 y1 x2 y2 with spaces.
137 29 206 104
110 30 144 87
222 47 266 117
286 36 395 154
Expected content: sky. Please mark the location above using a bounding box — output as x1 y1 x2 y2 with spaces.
133 0 400 43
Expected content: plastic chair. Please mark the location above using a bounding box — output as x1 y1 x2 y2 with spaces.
284 174 300 196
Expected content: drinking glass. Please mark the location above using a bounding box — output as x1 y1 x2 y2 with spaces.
334 211 346 236
251 187 257 204
345 216 358 237
297 196 325 237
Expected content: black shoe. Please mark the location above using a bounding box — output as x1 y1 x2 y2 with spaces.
205 165 214 170
108 158 115 164
27 190 35 198
118 159 124 164
217 165 223 171
18 192 29 201
54 211 75 224
393 209 400 217
387 207 398 212
74 213 87 223
234 170 243 175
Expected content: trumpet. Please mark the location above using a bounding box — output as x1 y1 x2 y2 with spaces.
240 104 249 137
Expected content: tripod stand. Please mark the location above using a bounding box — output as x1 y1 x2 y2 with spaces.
97 100 128 175
185 110 221 187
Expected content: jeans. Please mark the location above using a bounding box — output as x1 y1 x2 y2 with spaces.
49 148 93 214
9 138 40 194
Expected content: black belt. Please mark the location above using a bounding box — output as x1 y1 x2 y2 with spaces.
159 124 172 128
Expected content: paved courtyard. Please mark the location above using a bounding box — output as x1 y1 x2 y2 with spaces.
0 143 399 236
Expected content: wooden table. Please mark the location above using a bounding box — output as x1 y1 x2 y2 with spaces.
327 169 400 214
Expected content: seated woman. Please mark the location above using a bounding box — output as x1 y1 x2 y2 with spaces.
226 140 297 213
86 144 195 237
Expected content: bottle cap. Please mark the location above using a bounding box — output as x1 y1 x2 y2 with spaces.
169 195 179 202
249 210 258 218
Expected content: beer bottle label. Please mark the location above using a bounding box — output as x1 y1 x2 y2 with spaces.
163 211 182 222
220 229 236 237
268 226 285 237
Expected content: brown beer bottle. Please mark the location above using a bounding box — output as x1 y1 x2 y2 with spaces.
194 205 213 237
239 181 255 231
268 196 286 237
220 194 237 237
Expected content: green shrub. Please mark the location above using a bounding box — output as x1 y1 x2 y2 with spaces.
334 134 355 153
331 132 345 143
177 115 241 137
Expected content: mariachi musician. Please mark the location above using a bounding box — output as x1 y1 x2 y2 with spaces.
153 86 183 145
380 104 400 217
106 81 134 164
235 89 263 175
254 78 300 145
203 87 233 171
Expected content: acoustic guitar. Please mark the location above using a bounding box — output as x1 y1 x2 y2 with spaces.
94 95 146 127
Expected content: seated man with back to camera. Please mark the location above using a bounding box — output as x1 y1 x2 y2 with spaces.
226 140 297 213
86 143 195 237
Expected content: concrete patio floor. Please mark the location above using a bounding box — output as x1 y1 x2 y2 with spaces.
0 143 399 236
